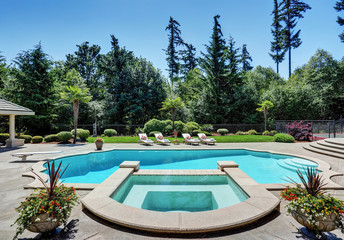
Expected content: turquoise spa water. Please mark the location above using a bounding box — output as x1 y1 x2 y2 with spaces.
44 149 318 184
111 175 249 212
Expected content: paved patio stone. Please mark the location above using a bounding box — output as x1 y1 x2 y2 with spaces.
1 142 344 239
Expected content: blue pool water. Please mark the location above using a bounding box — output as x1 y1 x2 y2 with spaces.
111 175 249 212
44 149 318 184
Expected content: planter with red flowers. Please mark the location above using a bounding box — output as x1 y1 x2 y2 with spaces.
94 138 104 150
281 168 344 239
12 161 78 239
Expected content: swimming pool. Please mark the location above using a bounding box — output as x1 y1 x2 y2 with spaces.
111 175 249 212
45 149 318 184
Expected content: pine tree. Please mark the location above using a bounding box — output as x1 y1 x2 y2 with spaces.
280 0 311 78
270 0 286 74
66 42 101 98
334 0 344 42
164 17 183 91
180 43 198 78
240 44 253 72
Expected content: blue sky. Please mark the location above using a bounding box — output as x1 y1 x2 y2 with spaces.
0 0 342 79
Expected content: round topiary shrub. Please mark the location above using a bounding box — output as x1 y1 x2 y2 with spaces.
217 128 229 136
247 129 257 135
149 131 161 137
57 131 73 143
19 135 32 143
103 129 117 137
78 129 90 141
270 130 277 136
0 133 9 144
262 130 270 136
32 136 43 143
201 124 214 132
71 128 84 136
273 133 295 143
44 134 60 142
183 122 201 133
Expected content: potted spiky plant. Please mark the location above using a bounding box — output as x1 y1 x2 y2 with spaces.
12 161 78 239
281 167 344 238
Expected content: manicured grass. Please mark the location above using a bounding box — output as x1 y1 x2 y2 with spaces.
87 135 273 143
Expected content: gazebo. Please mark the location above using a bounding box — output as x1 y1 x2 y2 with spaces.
0 99 35 147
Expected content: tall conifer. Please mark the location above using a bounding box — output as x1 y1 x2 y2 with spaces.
240 44 253 72
280 0 311 77
180 43 197 78
334 0 344 42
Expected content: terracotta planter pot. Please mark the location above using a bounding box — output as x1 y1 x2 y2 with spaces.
95 141 103 150
27 213 61 233
291 207 337 232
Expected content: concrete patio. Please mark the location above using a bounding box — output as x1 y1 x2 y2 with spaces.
1 141 344 240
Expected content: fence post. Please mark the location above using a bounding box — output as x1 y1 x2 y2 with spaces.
333 120 336 138
328 122 331 138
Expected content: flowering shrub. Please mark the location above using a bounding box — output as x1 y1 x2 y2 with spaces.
94 138 104 143
286 121 313 141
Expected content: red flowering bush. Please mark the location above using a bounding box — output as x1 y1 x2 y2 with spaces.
286 120 313 141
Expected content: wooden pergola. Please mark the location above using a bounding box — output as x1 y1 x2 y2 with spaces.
0 99 35 147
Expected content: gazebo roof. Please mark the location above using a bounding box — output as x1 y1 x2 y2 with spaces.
0 99 35 116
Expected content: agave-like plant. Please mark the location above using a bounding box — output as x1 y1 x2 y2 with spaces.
32 160 69 199
287 167 327 196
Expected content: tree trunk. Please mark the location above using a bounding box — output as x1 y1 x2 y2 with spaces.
73 99 79 144
264 109 267 131
288 45 291 78
172 109 175 132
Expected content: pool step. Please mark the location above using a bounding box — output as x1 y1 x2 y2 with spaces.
276 159 309 172
303 140 344 159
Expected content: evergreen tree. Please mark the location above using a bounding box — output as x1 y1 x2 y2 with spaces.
10 43 56 134
240 44 253 72
180 43 198 78
0 53 7 91
66 42 101 98
270 0 286 74
334 0 344 42
280 0 311 78
164 17 184 91
227 36 241 85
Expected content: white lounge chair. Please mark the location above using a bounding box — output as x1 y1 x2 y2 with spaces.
11 151 63 160
197 133 216 145
154 133 171 145
138 133 154 145
182 133 200 145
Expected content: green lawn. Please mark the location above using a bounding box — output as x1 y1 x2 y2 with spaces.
87 135 273 143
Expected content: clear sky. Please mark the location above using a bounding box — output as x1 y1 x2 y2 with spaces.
0 0 342 79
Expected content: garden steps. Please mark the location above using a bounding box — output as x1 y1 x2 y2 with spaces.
303 140 344 159
324 138 344 146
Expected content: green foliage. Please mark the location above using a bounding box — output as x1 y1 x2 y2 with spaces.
19 135 33 143
160 97 185 130
192 129 212 136
201 124 214 132
70 128 84 136
173 121 185 133
135 127 144 135
262 130 271 136
57 131 73 143
144 119 169 135
257 100 274 131
44 134 60 142
273 133 295 143
32 136 43 143
149 131 161 137
270 130 277 136
236 131 247 135
241 44 253 72
334 0 344 42
0 133 9 144
78 129 90 141
217 128 229 135
103 129 117 137
183 121 201 133
180 43 198 79
247 129 257 135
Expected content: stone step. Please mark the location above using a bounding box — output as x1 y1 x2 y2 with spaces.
303 145 344 159
324 138 344 146
309 142 344 155
317 140 344 150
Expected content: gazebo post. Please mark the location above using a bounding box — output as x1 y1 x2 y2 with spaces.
9 114 15 140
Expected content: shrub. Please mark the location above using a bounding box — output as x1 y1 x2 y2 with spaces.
270 130 277 136
273 133 295 143
164 124 173 135
235 131 245 135
149 131 161 137
192 130 212 136
183 121 201 133
217 128 229 136
262 130 270 136
70 128 84 136
201 124 213 132
44 134 60 142
143 119 167 134
247 129 257 135
32 136 43 143
19 135 32 143
286 121 313 141
135 127 144 135
78 129 90 141
57 131 73 143
104 129 117 137
173 121 185 133
0 133 9 144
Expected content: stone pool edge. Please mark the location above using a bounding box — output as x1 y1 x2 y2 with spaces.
80 162 281 233
24 147 344 190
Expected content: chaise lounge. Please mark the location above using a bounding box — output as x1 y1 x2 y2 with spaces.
197 133 216 145
138 133 154 145
182 133 200 145
154 133 171 145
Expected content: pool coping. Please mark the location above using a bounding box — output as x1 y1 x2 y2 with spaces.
81 164 281 233
24 147 344 191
